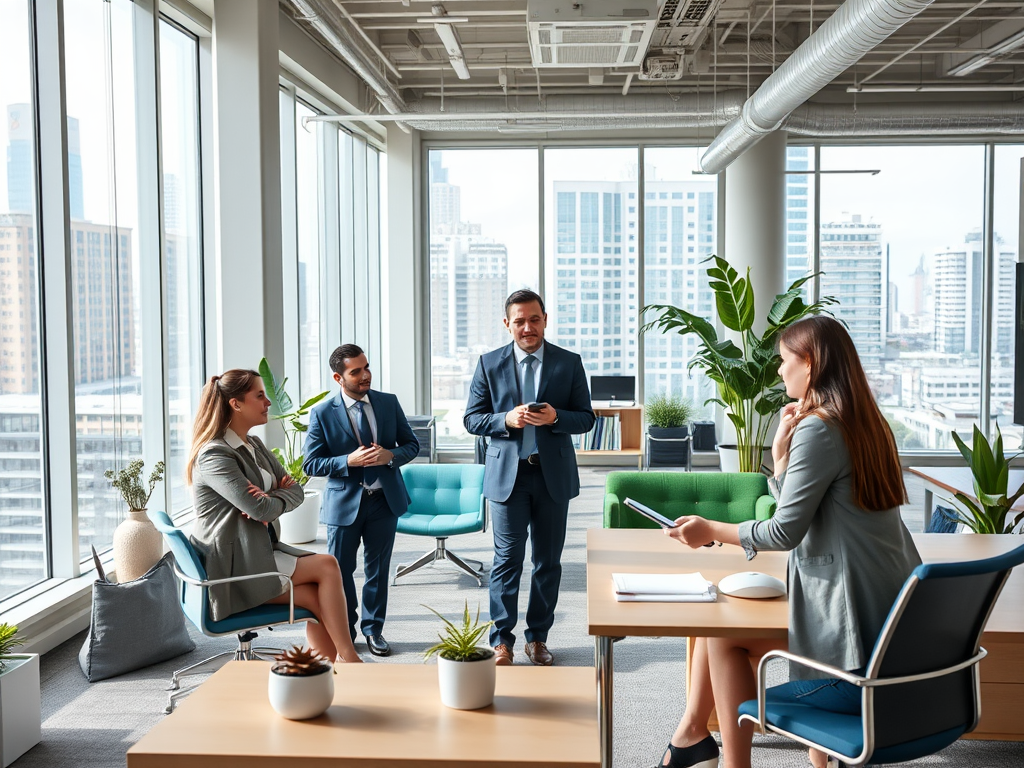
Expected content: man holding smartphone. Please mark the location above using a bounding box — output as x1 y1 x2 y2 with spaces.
464 290 595 666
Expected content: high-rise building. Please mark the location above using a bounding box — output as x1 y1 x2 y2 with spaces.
6 104 83 220
819 213 887 369
786 147 811 287
0 214 40 395
933 230 1015 355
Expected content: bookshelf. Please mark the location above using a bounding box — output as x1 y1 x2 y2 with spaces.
576 405 643 467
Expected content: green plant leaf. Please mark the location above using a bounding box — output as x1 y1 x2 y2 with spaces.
298 391 330 412
259 357 293 416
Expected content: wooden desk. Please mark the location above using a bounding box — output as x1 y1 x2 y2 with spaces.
127 662 600 768
908 466 1024 531
586 529 1024 768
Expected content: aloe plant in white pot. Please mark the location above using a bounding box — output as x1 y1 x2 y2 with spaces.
423 602 495 710
258 358 329 544
0 623 40 767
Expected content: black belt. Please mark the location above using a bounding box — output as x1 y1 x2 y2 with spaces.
518 454 541 468
363 486 384 496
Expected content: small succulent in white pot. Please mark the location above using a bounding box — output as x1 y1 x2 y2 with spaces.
268 645 334 720
423 602 495 710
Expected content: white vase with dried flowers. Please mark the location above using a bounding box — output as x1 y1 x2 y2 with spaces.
105 459 166 583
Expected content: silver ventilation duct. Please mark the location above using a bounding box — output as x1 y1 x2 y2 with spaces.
699 0 936 174
785 102 1024 135
287 0 407 115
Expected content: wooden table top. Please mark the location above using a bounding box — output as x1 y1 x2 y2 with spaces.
908 466 1024 509
586 529 1024 641
127 662 600 768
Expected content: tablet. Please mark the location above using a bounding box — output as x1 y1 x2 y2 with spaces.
623 497 677 528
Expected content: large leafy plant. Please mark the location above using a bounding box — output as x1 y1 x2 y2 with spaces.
947 424 1024 534
641 255 837 473
422 601 494 662
258 358 329 485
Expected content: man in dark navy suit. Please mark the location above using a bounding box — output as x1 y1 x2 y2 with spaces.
303 344 419 657
464 290 595 666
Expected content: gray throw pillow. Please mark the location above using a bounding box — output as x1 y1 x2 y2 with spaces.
79 552 196 682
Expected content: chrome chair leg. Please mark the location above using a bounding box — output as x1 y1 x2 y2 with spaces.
392 548 441 585
393 536 486 586
446 550 484 587
166 650 234 691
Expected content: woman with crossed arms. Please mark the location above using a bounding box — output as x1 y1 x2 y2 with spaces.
657 316 920 768
188 368 362 664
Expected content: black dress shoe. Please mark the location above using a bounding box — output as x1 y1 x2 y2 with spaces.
366 634 391 656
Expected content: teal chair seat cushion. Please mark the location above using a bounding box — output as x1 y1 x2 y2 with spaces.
398 512 484 537
737 688 965 764
603 471 776 528
205 604 317 636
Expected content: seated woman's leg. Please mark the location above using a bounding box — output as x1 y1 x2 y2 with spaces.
661 636 717 767
268 554 362 663
706 636 785 768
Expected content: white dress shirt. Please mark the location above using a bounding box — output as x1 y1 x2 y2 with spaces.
341 391 383 490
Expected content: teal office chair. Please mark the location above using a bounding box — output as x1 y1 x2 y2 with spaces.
148 510 317 712
739 540 1024 766
391 464 487 587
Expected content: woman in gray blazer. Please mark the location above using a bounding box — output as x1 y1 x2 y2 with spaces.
188 369 362 664
656 316 920 768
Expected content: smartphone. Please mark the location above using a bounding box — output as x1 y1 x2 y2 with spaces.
624 497 677 528
526 402 547 412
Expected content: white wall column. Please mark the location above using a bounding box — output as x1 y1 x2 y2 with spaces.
381 125 424 412
211 0 284 393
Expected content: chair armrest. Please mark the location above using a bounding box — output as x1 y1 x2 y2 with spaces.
170 564 299 625
755 494 776 521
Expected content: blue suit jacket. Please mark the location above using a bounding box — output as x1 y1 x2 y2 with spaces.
464 341 595 503
302 390 419 527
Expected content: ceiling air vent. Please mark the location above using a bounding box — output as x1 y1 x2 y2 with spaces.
527 0 660 68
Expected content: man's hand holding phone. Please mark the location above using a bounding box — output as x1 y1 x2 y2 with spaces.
523 401 556 425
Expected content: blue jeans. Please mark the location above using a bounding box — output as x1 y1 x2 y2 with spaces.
779 677 862 715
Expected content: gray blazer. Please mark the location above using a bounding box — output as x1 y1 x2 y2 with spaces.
738 415 921 677
190 435 309 622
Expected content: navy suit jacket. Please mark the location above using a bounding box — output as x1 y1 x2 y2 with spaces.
302 390 419 527
464 341 595 503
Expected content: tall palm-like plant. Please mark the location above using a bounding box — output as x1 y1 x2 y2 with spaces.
258 358 329 484
641 255 838 473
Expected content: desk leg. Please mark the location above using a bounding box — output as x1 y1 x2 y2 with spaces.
596 636 614 768
923 486 934 532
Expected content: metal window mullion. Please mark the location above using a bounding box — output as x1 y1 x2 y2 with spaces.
339 131 356 343
197 32 216 377
980 143 996 437
366 147 382 368
319 120 340 393
34 0 79 578
813 144 821 303
353 136 369 348
538 145 545 297
135 0 170 514
636 144 645 402
278 85 300 392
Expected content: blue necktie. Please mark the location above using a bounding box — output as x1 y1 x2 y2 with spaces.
353 401 378 485
520 354 537 459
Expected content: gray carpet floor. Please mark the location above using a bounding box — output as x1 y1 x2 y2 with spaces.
14 469 1024 767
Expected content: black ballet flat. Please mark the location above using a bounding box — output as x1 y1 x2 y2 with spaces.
656 735 719 768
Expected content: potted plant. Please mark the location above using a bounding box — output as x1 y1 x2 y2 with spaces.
258 358 330 544
642 255 837 473
0 623 40 766
267 645 335 720
646 393 694 468
423 602 495 710
105 459 166 583
945 424 1024 534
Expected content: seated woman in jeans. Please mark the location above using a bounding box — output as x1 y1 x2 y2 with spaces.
188 369 362 664
658 316 921 768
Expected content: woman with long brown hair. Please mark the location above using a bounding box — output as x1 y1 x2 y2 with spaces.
188 369 362 664
655 316 920 768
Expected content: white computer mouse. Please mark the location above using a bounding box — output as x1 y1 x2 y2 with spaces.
718 572 787 599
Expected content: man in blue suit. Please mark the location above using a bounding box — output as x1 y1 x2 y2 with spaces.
465 290 595 666
303 344 419 657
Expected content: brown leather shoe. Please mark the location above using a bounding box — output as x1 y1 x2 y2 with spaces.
525 641 553 666
493 644 514 666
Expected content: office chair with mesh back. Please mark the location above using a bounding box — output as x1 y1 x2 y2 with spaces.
738 540 1024 766
148 510 318 712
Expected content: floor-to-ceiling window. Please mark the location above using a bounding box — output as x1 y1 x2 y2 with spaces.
65 0 144 562
295 103 323 403
642 147 716 415
0 0 48 600
159 18 204 512
427 148 539 448
994 145 1024 448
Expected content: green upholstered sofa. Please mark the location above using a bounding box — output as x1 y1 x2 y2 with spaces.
603 471 777 529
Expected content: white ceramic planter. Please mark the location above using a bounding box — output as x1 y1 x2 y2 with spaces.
278 490 321 545
0 654 40 767
717 446 769 474
437 649 496 710
113 508 164 583
268 664 334 720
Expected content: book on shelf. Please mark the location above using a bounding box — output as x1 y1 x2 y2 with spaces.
575 413 621 451
612 572 717 603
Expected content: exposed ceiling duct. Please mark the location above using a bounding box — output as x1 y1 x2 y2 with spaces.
784 101 1024 136
699 0 938 174
287 0 407 115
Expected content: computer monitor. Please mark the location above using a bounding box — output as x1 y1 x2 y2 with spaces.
591 375 636 403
